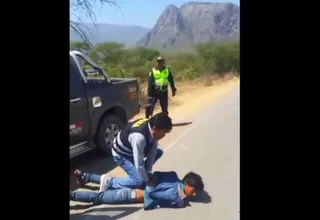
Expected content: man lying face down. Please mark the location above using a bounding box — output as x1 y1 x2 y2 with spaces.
70 170 204 210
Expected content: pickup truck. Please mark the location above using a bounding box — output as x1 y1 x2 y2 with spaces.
70 51 141 158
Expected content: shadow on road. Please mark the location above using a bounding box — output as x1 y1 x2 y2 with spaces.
71 204 96 210
70 206 142 220
172 121 193 127
70 151 117 191
187 190 212 204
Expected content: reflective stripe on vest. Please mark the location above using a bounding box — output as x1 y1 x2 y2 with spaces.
152 68 169 90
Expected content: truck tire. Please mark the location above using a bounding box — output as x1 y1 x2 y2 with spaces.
96 114 125 156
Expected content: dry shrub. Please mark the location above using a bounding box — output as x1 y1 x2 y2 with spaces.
204 77 213 87
223 72 238 80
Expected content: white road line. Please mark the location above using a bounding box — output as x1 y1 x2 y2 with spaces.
162 90 236 153
162 113 207 152
179 144 190 149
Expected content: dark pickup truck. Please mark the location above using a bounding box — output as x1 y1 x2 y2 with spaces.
70 51 141 158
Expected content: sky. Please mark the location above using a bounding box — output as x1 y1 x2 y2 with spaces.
70 0 239 28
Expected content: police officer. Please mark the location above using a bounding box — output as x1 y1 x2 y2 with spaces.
146 56 177 118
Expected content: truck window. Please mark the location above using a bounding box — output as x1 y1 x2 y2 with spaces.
76 55 107 82
70 56 85 99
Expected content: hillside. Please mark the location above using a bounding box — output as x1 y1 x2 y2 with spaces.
137 2 239 49
70 23 150 46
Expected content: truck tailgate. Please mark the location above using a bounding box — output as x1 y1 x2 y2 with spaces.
111 78 141 120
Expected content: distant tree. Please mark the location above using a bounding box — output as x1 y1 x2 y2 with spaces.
194 42 239 74
70 0 120 45
89 42 125 67
120 47 160 67
70 41 92 51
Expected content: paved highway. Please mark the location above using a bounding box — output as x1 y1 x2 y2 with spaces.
70 85 239 220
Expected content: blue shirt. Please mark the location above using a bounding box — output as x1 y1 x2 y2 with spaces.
144 171 187 210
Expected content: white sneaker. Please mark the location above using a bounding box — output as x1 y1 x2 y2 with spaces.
99 174 111 192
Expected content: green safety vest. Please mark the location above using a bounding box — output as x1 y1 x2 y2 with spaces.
152 67 169 90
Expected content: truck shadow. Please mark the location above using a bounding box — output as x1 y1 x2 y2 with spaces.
70 151 117 191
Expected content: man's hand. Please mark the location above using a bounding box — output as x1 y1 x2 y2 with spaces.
172 88 177 97
146 173 158 186
178 188 187 200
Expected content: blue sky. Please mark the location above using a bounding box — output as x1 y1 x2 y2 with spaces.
71 0 239 28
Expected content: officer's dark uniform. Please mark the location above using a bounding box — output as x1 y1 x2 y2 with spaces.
111 118 163 188
113 118 154 157
146 58 176 118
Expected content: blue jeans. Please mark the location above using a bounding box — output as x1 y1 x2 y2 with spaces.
71 188 137 205
81 148 163 187
110 148 163 189
82 172 101 185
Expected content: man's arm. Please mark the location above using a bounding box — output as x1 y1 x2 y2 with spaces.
148 188 186 209
168 69 177 94
128 133 149 182
145 141 158 173
159 197 186 209
144 184 186 210
147 71 155 97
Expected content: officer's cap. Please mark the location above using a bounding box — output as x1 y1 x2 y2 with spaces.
156 56 165 62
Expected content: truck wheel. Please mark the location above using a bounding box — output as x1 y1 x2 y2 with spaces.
96 114 125 156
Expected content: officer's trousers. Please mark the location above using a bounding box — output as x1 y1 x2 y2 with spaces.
147 91 168 118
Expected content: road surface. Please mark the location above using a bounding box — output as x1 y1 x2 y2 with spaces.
70 84 239 220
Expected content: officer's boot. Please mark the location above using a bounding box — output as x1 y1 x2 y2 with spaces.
145 104 152 118
145 97 155 118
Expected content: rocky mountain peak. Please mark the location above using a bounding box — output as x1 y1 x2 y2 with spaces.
137 2 239 49
153 4 185 31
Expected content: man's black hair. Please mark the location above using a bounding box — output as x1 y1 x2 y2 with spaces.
182 171 204 191
149 112 172 131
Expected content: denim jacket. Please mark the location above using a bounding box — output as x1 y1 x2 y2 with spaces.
144 171 186 210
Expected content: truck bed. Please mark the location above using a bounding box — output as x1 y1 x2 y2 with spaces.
109 77 139 84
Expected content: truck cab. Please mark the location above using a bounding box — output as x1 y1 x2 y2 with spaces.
70 51 140 158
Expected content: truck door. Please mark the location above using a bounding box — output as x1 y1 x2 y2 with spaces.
70 56 90 146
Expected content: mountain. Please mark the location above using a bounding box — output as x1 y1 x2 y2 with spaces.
70 23 150 46
137 2 239 49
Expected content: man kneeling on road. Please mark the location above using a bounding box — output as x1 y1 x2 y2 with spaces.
76 112 172 191
71 170 204 210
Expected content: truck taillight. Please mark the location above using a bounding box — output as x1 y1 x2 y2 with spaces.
130 93 137 100
128 86 138 100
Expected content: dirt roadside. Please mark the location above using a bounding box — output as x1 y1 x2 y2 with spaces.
134 76 240 120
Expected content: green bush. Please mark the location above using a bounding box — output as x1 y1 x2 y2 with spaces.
71 41 240 81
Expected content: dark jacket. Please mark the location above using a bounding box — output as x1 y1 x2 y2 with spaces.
144 171 186 210
147 66 176 97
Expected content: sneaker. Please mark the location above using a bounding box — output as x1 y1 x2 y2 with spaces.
99 174 112 192
73 169 85 187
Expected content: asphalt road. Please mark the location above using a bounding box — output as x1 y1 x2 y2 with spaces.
70 85 239 220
